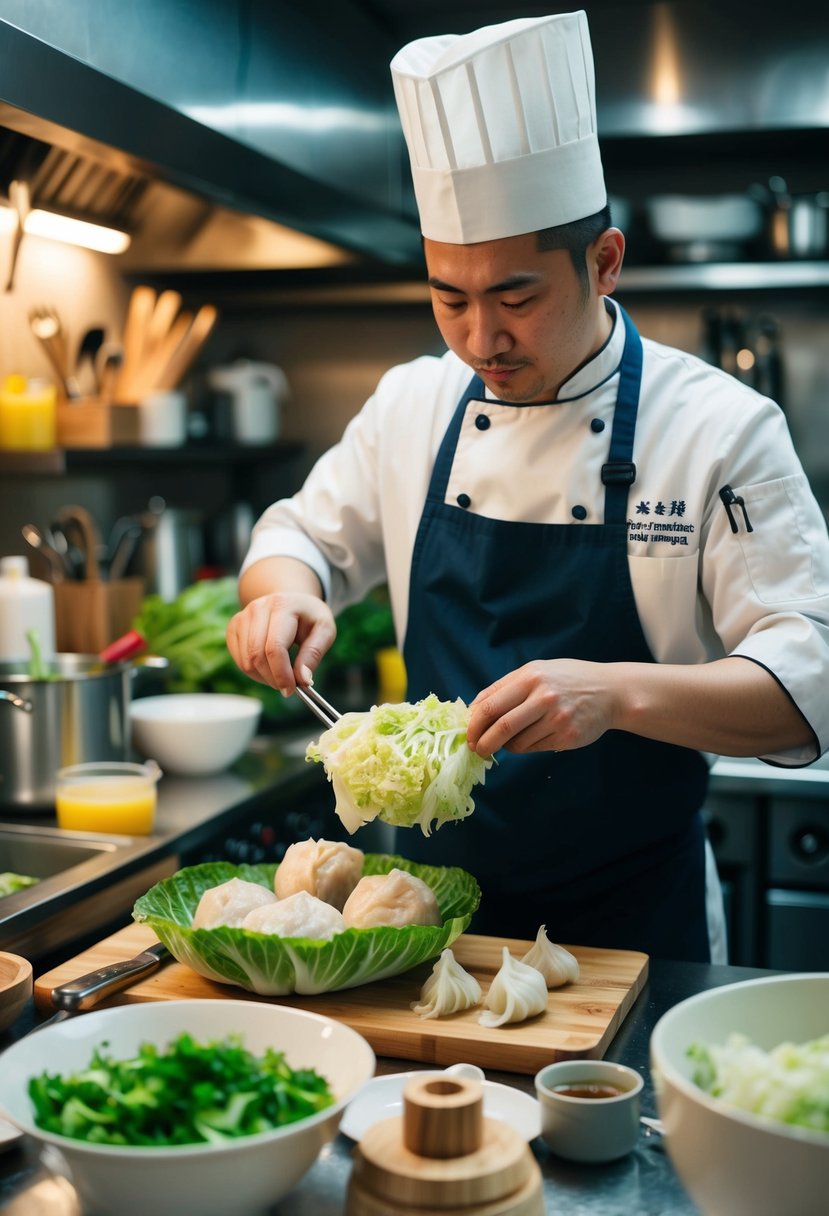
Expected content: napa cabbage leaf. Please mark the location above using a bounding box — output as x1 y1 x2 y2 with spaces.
133 855 480 996
305 694 493 835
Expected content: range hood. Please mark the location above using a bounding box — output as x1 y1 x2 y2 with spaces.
1 2 826 279
0 8 422 275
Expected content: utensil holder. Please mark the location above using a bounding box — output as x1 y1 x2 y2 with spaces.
54 578 145 653
56 398 141 448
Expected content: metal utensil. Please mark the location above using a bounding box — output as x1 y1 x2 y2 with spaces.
75 325 106 395
294 683 342 728
28 305 82 399
21 522 66 583
50 941 170 1013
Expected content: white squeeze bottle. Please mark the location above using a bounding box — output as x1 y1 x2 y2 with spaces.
0 555 56 664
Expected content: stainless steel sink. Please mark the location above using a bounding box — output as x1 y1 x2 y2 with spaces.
0 823 129 879
0 822 178 960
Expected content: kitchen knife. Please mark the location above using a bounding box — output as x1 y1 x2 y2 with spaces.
50 941 171 1013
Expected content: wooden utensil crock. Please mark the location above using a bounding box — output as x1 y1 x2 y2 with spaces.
346 1074 543 1216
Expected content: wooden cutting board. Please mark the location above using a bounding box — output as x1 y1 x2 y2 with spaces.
35 923 648 1076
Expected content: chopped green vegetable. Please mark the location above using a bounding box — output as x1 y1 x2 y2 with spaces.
305 693 493 836
28 1031 334 1146
689 1033 829 1135
0 872 39 898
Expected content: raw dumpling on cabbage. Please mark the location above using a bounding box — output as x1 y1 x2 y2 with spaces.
342 867 441 929
411 948 481 1019
274 838 364 911
242 890 345 940
192 877 276 930
520 925 580 988
478 947 548 1028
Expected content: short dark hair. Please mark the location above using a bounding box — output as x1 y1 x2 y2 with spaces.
536 204 612 294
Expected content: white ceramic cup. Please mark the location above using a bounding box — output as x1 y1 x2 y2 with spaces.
534 1059 643 1163
138 389 188 447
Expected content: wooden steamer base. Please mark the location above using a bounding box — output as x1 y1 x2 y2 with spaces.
346 1075 543 1216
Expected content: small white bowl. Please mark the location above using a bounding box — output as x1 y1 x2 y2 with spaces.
534 1059 643 1163
0 998 375 1216
130 693 262 775
650 973 829 1216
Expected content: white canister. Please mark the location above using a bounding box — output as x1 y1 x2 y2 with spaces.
138 390 188 447
0 555 56 664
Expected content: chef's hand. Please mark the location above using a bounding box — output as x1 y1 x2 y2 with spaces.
227 591 336 696
467 659 618 756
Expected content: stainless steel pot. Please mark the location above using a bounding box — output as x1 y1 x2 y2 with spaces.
0 654 162 810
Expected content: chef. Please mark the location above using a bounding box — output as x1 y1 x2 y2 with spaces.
228 11 829 962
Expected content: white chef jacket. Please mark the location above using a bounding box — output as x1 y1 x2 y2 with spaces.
243 297 829 766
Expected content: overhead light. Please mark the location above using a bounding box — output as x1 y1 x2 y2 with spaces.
22 208 131 254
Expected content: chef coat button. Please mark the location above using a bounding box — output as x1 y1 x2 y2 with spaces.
590 418 606 433
457 493 471 509
572 504 588 520
475 414 491 431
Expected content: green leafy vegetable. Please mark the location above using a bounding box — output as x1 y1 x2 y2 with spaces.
0 872 39 898
305 694 493 836
28 1031 333 1146
689 1033 829 1135
132 578 285 718
133 856 480 996
131 578 395 722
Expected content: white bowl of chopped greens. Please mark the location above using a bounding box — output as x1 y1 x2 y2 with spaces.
0 998 375 1216
650 974 829 1216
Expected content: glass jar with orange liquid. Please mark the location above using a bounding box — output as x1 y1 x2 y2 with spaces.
55 761 162 835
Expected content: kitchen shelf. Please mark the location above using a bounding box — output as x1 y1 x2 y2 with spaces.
618 261 829 292
0 441 304 477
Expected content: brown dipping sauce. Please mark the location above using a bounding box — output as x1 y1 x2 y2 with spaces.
552 1082 625 1099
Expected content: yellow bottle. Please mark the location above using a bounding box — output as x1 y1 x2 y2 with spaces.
0 374 57 450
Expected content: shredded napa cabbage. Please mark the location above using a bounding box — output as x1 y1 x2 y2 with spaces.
689 1032 829 1135
305 694 493 836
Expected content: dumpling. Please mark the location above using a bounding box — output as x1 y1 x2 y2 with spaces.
478 947 548 1028
411 948 481 1019
342 868 441 929
192 877 277 930
242 890 345 940
520 925 580 989
274 837 364 910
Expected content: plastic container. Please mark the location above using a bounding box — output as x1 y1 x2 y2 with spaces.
55 760 162 835
0 555 56 664
0 375 57 451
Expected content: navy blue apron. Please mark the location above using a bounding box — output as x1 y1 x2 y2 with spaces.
400 305 711 961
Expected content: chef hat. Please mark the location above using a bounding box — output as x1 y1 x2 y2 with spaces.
390 10 607 244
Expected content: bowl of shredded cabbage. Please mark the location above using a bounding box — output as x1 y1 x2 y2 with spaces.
650 973 829 1216
0 998 375 1216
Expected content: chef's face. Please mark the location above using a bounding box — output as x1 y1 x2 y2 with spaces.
424 229 621 403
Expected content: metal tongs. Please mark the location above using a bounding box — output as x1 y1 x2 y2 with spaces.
294 683 342 728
